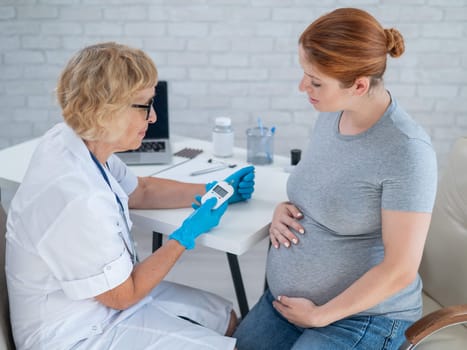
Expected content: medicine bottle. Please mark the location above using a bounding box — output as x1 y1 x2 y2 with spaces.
212 116 234 157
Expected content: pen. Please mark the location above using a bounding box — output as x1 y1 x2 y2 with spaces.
257 117 264 136
190 164 228 176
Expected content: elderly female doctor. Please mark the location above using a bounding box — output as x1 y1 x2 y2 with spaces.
5 42 254 350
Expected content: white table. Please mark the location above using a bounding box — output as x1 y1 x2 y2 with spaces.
0 135 291 317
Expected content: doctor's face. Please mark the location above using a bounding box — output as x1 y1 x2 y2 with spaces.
116 87 157 152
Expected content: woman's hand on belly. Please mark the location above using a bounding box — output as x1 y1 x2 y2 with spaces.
269 202 305 248
273 295 328 328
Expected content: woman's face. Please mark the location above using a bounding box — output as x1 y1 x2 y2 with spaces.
298 45 352 112
114 86 157 152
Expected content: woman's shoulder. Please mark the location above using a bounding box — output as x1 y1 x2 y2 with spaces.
387 99 432 147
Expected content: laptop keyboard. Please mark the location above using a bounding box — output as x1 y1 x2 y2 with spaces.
134 141 166 152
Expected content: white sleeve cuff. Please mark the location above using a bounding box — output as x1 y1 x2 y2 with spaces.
60 250 133 300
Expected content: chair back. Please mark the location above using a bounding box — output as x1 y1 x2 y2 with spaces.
419 137 467 307
0 189 15 349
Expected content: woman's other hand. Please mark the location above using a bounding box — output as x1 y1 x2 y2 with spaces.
273 295 328 328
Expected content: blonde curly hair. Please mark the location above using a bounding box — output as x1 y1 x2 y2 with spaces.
56 42 158 142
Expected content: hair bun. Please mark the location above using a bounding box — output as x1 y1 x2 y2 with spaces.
385 28 405 58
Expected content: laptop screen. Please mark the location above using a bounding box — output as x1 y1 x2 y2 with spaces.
145 81 169 139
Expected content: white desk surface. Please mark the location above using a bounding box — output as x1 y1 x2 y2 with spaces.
0 135 290 255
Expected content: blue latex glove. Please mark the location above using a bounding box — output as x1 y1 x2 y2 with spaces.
225 165 255 203
170 197 228 250
192 166 255 210
205 165 255 205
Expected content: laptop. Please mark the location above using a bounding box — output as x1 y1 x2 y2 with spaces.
116 81 172 165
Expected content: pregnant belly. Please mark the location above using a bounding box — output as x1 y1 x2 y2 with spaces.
266 232 382 306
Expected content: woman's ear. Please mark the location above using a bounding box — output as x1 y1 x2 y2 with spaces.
352 77 370 96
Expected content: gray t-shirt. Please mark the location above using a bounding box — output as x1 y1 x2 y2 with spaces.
266 96 437 321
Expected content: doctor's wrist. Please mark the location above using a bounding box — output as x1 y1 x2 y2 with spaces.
169 227 195 250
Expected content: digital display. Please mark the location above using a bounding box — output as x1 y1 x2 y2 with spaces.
213 185 229 197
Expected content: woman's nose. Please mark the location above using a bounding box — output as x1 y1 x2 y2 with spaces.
299 76 307 92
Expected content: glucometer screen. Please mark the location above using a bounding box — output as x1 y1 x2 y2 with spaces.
213 185 228 197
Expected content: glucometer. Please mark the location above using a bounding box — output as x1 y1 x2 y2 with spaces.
201 181 234 209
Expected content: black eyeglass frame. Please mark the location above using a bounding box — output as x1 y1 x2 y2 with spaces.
131 97 154 120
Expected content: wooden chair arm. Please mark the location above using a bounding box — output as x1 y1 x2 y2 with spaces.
400 304 467 349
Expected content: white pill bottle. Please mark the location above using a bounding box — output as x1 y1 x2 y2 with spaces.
212 116 234 158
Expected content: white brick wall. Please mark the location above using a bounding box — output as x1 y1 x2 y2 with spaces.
1 1 467 168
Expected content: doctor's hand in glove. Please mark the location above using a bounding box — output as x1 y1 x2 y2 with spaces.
204 165 255 205
169 197 228 250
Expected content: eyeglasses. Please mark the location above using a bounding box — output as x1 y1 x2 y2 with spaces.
131 97 154 121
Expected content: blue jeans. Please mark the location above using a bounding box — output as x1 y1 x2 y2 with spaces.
233 289 412 350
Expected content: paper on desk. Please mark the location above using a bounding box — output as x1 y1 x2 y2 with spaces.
153 154 249 183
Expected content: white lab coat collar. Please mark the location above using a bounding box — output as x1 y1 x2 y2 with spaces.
54 122 132 220
60 122 100 166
